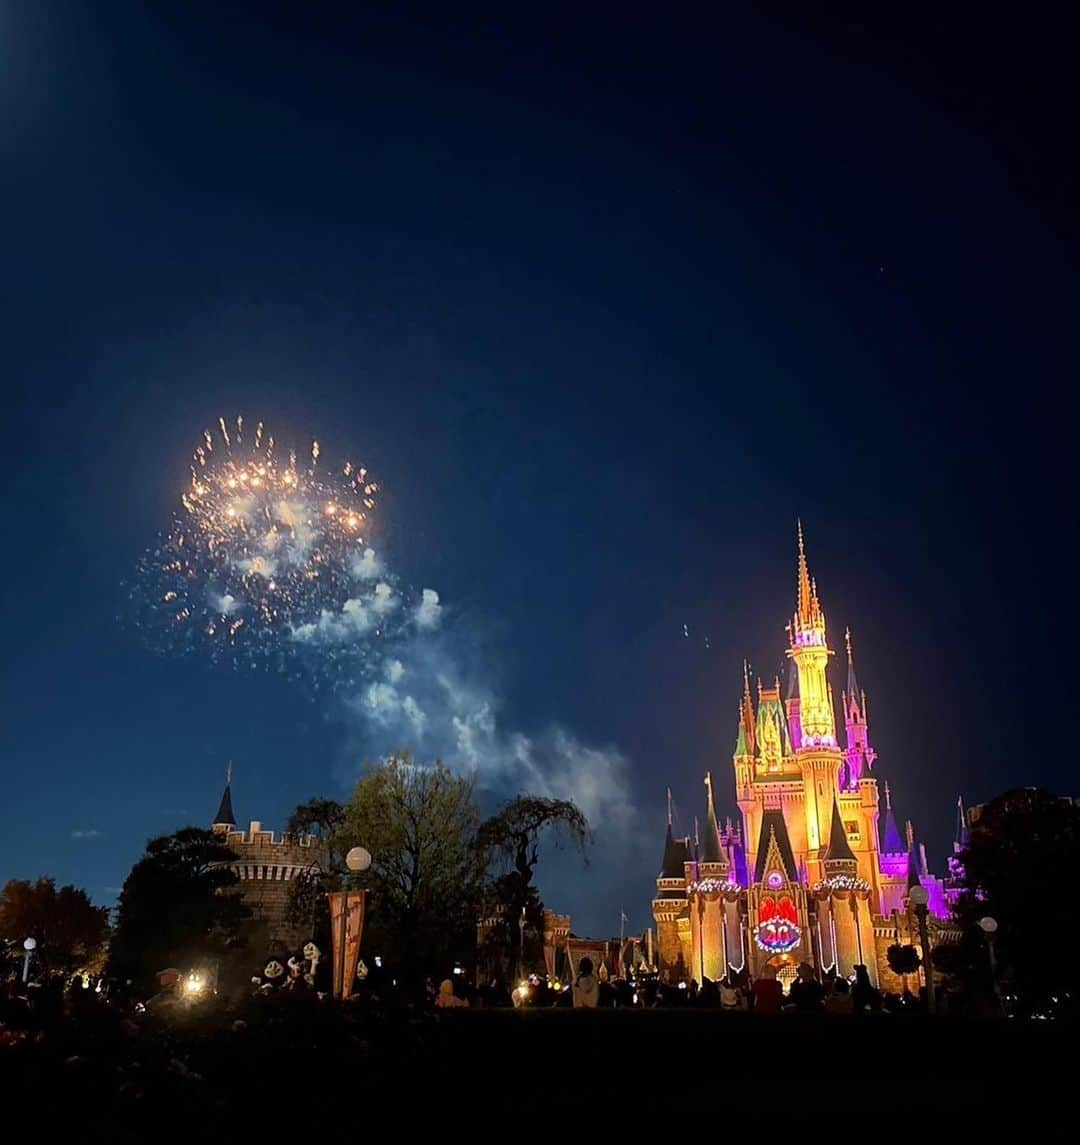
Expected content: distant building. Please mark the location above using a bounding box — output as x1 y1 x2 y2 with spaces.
210 777 327 952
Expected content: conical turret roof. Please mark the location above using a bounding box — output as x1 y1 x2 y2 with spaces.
824 798 857 865
701 774 724 863
754 809 797 883
213 779 235 828
659 823 688 880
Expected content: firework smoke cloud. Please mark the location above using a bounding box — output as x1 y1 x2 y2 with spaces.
135 418 637 835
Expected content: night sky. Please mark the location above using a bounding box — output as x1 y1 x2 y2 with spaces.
2 4 1073 936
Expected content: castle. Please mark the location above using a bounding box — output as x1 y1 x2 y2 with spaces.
652 526 953 992
210 777 327 952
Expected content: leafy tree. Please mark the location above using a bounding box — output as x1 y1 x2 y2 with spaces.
477 796 589 981
946 788 1080 1014
333 753 485 979
284 798 345 938
287 797 346 863
107 828 250 989
0 878 109 977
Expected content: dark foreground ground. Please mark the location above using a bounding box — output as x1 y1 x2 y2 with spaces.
2 998 1073 1138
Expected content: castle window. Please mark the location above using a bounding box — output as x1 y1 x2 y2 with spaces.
845 821 859 835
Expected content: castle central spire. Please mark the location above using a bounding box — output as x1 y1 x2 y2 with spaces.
787 523 835 746
797 519 813 624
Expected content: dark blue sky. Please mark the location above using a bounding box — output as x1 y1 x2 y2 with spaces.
1 4 1073 935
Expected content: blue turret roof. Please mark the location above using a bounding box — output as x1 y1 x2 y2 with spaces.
882 807 904 852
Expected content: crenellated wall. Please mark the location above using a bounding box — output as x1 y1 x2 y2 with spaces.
214 819 328 952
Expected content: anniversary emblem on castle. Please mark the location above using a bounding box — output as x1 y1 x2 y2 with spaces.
652 525 955 991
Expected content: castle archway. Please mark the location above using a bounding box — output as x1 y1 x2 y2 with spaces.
766 954 799 995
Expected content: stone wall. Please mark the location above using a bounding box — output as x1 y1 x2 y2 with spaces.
217 820 328 954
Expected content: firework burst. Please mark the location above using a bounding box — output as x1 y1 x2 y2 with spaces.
134 417 396 683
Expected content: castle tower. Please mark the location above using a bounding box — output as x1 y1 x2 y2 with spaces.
210 775 328 953
814 799 878 983
841 630 877 791
733 663 758 854
784 659 802 764
688 774 738 983
788 524 844 878
945 796 969 907
651 791 691 980
878 780 909 915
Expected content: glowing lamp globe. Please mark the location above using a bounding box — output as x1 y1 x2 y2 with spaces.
978 916 998 935
346 846 371 872
23 937 36 952
908 885 929 907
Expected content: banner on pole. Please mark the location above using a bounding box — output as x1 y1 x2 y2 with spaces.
328 890 367 1000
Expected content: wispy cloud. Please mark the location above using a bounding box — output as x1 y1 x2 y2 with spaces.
71 829 102 840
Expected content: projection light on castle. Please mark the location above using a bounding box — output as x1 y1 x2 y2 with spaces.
754 890 801 954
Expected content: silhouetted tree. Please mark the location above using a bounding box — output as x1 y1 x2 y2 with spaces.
946 788 1080 1014
477 796 589 981
107 828 250 990
886 942 921 993
0 878 109 976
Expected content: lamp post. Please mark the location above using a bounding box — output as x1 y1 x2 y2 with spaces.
907 885 935 1014
978 916 1001 1010
22 937 36 984
335 846 371 1001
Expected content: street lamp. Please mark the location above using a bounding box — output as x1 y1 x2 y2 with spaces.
22 937 36 984
978 916 1001 1009
907 885 935 1014
335 846 371 1001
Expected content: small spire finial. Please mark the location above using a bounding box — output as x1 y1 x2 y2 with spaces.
226 761 232 786
666 787 673 827
884 780 892 811
845 627 853 661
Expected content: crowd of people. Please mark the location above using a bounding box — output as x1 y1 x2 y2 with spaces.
477 957 1016 1017
424 957 981 1016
